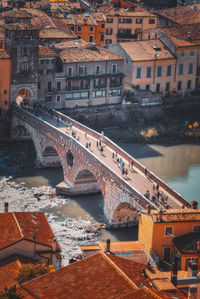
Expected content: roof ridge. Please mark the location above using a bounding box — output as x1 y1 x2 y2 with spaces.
142 286 163 299
12 212 24 239
101 252 138 290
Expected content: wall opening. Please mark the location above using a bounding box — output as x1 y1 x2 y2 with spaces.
66 150 73 167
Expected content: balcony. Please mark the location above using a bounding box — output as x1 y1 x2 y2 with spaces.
66 85 89 91
117 32 137 39
93 84 106 89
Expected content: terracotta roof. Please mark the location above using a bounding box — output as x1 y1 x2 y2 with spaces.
167 35 198 48
90 11 106 22
73 13 97 26
3 9 32 19
99 5 156 17
4 23 38 31
54 39 89 49
23 8 47 17
39 45 56 57
159 24 200 42
0 49 10 58
0 212 60 250
108 255 187 298
39 28 75 39
148 208 200 223
31 15 56 29
119 40 175 61
50 17 75 34
155 6 200 25
173 232 200 254
60 46 123 62
21 252 138 298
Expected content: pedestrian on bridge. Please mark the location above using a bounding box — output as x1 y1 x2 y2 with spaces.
96 141 99 148
112 152 115 159
86 142 88 148
89 142 91 149
156 183 159 191
85 130 88 139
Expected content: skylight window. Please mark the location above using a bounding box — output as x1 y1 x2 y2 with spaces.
152 46 161 51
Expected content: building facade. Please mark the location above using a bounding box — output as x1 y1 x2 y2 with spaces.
38 46 125 109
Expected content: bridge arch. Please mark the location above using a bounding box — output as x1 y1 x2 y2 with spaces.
111 202 138 226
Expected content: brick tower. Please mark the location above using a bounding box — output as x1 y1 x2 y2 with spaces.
5 20 39 104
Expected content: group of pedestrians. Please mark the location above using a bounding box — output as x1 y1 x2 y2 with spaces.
144 183 169 208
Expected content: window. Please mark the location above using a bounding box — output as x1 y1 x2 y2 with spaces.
148 35 150 40
77 35 81 39
146 67 151 78
119 18 125 23
57 82 61 91
65 92 89 100
126 18 132 23
112 64 117 73
79 66 87 76
146 84 150 90
136 19 142 24
180 51 184 57
106 39 112 44
67 81 71 90
149 19 155 24
194 225 200 232
4 90 7 94
21 47 27 56
187 80 191 89
167 65 171 76
77 26 82 32
21 62 28 72
185 258 198 271
106 28 113 35
178 63 183 75
157 66 162 77
45 96 52 102
40 70 43 75
189 63 193 74
56 95 61 102
89 35 93 42
92 90 106 98
47 60 49 64
155 33 157 39
165 226 173 236
101 23 105 28
163 247 171 262
90 26 94 32
40 60 43 64
4 101 7 106
190 50 194 56
107 18 113 23
178 81 182 90
38 83 40 89
156 83 160 92
100 34 104 41
109 89 121 96
68 67 73 77
166 82 170 92
47 69 52 75
96 65 101 75
47 81 51 91
136 68 141 79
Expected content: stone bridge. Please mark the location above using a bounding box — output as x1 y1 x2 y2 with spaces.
10 105 190 227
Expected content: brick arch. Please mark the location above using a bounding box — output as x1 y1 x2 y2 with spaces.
11 125 30 137
71 161 105 197
112 202 138 225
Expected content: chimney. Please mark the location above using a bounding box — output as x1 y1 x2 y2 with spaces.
106 239 110 253
191 201 198 209
171 254 179 286
188 261 198 277
188 285 197 299
4 202 9 212
146 204 151 214
158 210 163 222
52 238 57 252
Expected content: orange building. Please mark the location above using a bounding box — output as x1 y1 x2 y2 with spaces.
73 12 105 46
0 50 11 110
138 207 200 271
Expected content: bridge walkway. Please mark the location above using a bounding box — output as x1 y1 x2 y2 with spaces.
37 109 184 211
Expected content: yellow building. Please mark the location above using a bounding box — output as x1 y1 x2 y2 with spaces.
0 50 11 111
138 207 200 271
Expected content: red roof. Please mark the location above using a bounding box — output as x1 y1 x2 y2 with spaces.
0 212 60 250
21 252 138 298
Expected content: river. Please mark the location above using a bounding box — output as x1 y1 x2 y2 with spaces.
0 141 200 264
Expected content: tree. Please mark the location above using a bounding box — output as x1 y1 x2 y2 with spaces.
123 89 136 103
16 263 54 284
0 285 23 299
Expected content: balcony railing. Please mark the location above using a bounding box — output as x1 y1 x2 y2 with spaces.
117 32 137 39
